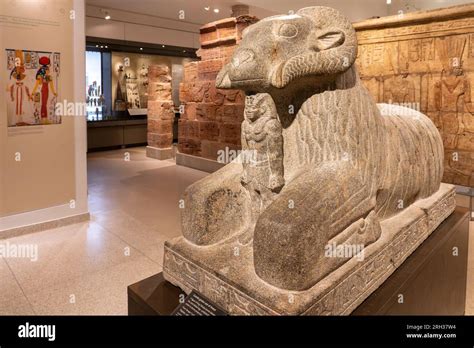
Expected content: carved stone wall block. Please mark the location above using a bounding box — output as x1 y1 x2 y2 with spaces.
178 137 201 156
443 149 474 186
219 122 241 144
147 65 174 150
148 119 173 135
178 17 253 160
180 102 197 121
148 132 173 149
457 132 474 152
183 62 198 82
197 60 225 81
196 103 218 122
382 75 419 105
463 112 474 134
357 5 474 186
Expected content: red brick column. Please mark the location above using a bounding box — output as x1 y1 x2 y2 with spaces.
146 65 174 160
178 16 258 163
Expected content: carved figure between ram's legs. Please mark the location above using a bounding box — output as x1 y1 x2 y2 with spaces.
239 93 284 244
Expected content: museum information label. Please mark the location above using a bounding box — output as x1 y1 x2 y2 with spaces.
172 291 227 316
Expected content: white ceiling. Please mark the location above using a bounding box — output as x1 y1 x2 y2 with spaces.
86 0 275 25
86 0 474 24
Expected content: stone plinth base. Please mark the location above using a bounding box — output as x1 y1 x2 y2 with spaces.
146 146 174 160
163 184 456 315
175 151 225 173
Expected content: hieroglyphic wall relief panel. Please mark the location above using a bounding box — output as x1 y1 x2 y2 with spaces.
355 4 474 187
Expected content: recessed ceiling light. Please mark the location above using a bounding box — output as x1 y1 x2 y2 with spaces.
95 45 99 48
105 46 108 48
100 45 104 48
204 6 210 11
162 45 165 48
183 50 186 53
101 9 111 20
214 8 220 13
140 47 143 50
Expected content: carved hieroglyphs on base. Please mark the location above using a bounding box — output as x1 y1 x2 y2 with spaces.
355 4 474 187
163 6 456 315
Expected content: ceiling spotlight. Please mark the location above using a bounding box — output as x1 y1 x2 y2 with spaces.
204 6 210 11
140 47 143 50
95 45 99 48
100 45 104 48
101 9 111 20
162 45 165 48
183 50 186 53
105 46 108 48
386 0 392 4
213 8 220 13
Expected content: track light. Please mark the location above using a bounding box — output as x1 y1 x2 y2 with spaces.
101 9 111 20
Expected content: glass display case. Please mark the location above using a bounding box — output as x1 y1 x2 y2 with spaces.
85 39 196 150
86 51 104 121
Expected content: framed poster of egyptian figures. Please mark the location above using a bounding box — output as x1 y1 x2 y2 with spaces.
6 49 61 127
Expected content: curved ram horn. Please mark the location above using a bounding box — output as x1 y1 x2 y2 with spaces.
271 6 358 88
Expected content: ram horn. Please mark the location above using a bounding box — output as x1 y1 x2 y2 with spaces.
271 6 358 88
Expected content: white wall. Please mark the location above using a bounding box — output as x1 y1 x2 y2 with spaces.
0 0 88 232
86 5 201 48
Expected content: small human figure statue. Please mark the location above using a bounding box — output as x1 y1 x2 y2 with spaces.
240 93 284 242
32 56 57 124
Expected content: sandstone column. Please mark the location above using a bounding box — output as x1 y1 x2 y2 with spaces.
146 65 175 160
177 15 258 168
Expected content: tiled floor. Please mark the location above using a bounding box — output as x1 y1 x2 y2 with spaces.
0 146 472 315
0 147 206 315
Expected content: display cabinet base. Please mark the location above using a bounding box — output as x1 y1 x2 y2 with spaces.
146 146 174 160
163 184 459 315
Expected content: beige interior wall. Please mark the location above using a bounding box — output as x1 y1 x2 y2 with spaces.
0 0 78 217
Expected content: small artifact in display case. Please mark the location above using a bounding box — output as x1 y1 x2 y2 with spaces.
126 79 141 109
114 65 127 111
163 6 457 315
140 64 149 87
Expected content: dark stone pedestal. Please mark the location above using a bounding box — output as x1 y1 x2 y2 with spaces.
353 207 470 315
128 207 470 316
128 272 185 316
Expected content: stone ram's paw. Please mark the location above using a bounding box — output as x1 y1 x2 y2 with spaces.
181 163 252 246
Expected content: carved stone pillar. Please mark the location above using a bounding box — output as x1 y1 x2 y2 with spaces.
146 65 174 160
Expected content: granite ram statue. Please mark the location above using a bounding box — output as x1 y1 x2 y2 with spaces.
164 6 455 314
